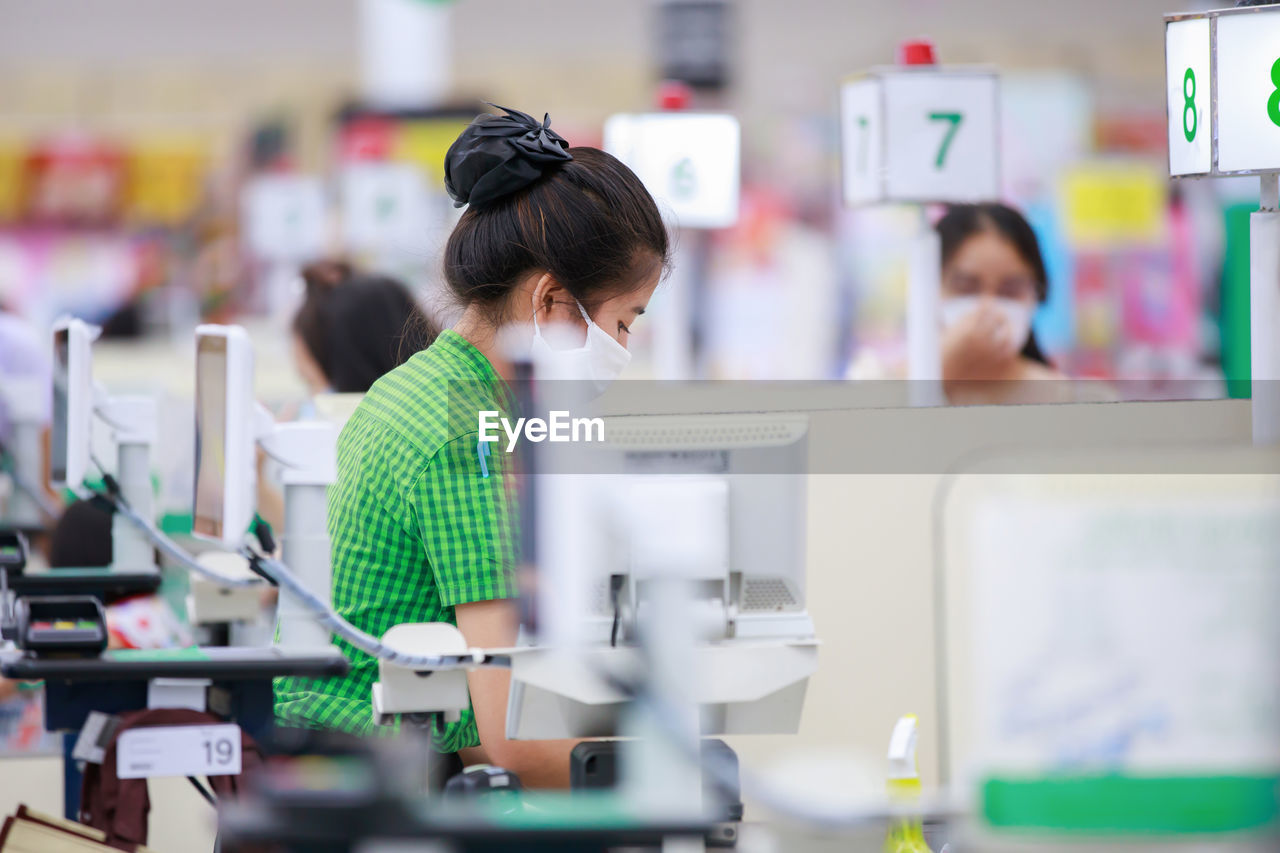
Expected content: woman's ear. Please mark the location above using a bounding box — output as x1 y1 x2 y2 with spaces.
530 272 557 318
530 272 576 323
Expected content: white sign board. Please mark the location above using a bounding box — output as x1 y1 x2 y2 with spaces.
340 163 436 253
1165 6 1280 178
1165 17 1212 176
242 175 328 261
117 723 243 779
604 112 741 230
842 68 1000 207
971 497 1280 774
1216 9 1280 174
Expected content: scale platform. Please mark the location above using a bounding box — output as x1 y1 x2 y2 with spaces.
6 568 162 602
0 644 348 682
0 645 350 742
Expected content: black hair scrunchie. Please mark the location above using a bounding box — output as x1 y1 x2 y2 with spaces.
444 104 573 209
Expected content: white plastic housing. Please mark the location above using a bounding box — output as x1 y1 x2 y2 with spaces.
192 324 257 547
50 317 98 489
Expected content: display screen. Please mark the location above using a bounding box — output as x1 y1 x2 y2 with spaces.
193 334 228 540
50 328 69 485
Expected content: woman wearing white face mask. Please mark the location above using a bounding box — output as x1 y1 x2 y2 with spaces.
937 203 1066 405
274 106 668 789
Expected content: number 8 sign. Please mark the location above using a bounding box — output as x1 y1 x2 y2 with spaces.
841 68 1000 207
1166 16 1211 176
1166 5 1280 178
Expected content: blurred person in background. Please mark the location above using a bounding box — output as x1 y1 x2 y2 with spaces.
937 203 1070 405
0 306 56 518
257 260 438 531
0 496 191 707
46 497 192 650
290 259 439 399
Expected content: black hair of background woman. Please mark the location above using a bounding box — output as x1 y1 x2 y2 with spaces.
935 203 1052 367
293 261 441 394
48 496 115 568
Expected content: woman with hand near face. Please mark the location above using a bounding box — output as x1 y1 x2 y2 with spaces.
936 203 1068 405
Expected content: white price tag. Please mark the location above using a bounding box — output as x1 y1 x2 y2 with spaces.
841 69 1000 206
340 163 435 252
1165 17 1212 176
241 175 328 262
604 112 741 230
116 724 242 779
1215 7 1280 174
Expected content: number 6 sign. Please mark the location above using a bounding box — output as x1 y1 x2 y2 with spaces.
841 68 1000 207
1166 4 1280 178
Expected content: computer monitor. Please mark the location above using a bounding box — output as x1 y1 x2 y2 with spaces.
193 325 257 547
595 412 811 637
531 411 813 647
508 411 815 740
50 317 96 489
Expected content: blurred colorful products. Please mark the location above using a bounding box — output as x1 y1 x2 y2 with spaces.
1060 161 1167 248
24 136 125 226
125 138 210 226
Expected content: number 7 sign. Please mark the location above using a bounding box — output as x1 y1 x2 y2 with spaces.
841 68 1000 207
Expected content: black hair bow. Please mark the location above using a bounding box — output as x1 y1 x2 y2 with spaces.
444 104 573 209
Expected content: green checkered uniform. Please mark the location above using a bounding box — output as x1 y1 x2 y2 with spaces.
274 330 518 752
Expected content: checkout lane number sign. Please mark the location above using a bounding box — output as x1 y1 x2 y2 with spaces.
1165 17 1212 177
1216 8 1280 174
1165 6 1280 177
842 70 1000 206
117 723 242 779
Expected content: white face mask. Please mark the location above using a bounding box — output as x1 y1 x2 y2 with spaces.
530 298 632 394
940 296 1034 355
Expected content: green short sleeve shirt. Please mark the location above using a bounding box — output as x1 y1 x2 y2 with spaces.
273 330 518 751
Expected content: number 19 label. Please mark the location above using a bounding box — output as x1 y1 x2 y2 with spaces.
117 724 242 779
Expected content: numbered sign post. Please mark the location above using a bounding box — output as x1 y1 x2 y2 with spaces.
340 163 434 254
604 111 741 231
241 174 329 316
1166 6 1280 444
605 109 742 378
841 69 1000 206
840 59 1002 390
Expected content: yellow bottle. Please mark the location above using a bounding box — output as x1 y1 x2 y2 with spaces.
885 714 930 853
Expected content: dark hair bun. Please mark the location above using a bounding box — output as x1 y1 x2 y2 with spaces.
444 105 573 209
300 259 353 293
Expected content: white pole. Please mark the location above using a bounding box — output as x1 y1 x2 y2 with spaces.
99 396 159 572
269 421 338 650
622 576 708 844
907 214 944 406
652 240 696 381
111 441 157 572
277 482 333 649
1252 173 1280 446
358 0 452 110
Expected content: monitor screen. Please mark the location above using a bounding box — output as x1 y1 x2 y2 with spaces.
50 328 69 486
193 333 228 540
